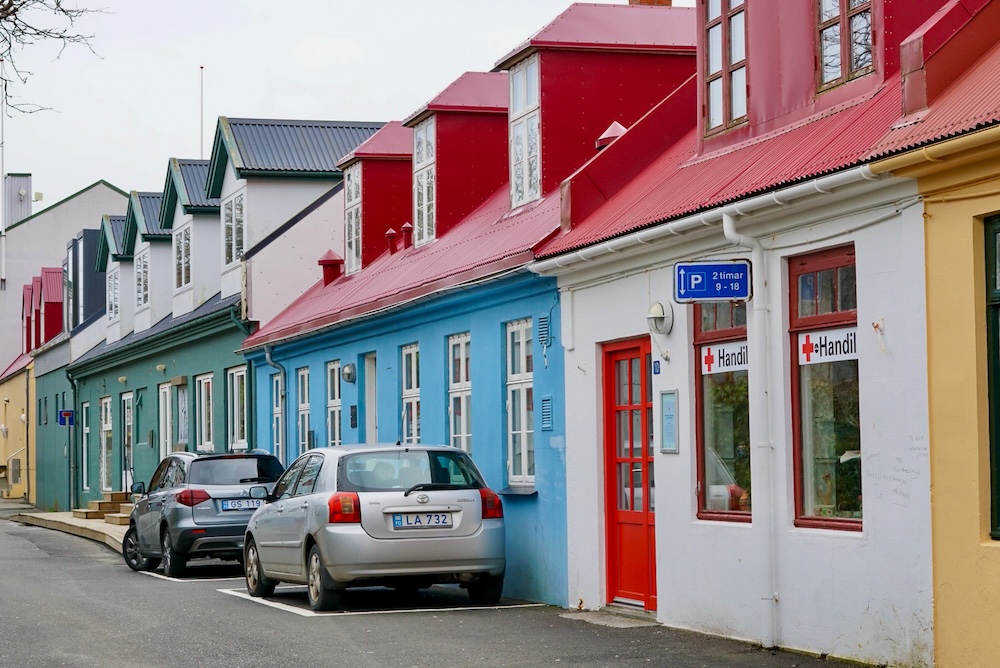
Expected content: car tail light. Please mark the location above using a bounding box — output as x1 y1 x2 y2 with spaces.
480 489 503 519
328 492 361 523
176 488 211 507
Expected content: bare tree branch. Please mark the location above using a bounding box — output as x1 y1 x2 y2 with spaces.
0 1 104 113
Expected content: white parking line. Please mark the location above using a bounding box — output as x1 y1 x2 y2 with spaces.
217 587 545 618
140 571 244 583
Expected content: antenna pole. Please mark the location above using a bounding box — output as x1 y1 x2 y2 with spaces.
200 66 204 159
1 57 7 291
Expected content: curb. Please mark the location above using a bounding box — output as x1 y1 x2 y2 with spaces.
12 512 125 553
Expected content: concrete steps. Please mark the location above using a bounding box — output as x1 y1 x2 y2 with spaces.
71 491 132 522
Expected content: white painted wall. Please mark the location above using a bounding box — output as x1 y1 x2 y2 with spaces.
133 238 172 333
245 189 344 326
554 178 932 666
70 313 106 362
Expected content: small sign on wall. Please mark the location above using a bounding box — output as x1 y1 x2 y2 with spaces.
660 390 678 454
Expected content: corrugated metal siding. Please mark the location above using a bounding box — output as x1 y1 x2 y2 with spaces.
177 160 219 209
244 188 559 349
228 119 384 173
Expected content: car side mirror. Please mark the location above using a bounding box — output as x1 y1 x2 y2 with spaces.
249 485 270 501
130 481 146 495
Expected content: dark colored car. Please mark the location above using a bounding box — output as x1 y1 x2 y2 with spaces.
122 451 284 576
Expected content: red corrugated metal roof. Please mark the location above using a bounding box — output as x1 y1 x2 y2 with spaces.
30 277 42 311
539 76 905 257
496 3 696 69
337 121 412 168
243 187 559 350
40 267 63 303
404 72 509 127
868 39 1000 158
0 352 31 382
21 285 31 317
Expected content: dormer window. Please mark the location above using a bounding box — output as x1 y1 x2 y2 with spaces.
819 0 872 88
706 0 747 132
510 54 540 207
223 192 245 266
413 117 436 246
106 268 120 322
174 225 191 290
345 163 362 274
135 250 149 308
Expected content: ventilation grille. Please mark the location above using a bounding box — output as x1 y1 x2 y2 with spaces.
540 395 553 431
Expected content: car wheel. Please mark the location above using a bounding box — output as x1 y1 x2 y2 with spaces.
306 544 341 612
161 529 186 578
467 573 504 605
122 526 159 572
244 537 276 597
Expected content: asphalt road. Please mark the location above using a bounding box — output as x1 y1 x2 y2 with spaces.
0 516 856 668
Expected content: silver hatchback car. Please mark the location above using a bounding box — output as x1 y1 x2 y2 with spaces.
123 451 285 576
243 444 506 611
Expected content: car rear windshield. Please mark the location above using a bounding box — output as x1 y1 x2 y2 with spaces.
188 456 284 486
340 450 486 492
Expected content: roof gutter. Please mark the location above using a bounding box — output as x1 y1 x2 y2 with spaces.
529 165 882 274
868 124 1000 174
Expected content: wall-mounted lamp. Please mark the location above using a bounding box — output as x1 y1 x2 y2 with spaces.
341 363 357 384
118 375 128 384
20 412 26 424
647 300 674 335
155 364 167 372
0 424 7 438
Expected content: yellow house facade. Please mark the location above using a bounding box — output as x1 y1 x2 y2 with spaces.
0 355 34 503
872 125 1000 666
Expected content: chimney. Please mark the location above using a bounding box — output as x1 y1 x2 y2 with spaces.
385 228 398 254
596 121 628 151
317 250 344 286
400 222 413 249
629 0 672 4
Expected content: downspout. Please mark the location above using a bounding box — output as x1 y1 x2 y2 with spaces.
722 211 777 648
263 345 286 463
24 365 30 504
66 368 78 509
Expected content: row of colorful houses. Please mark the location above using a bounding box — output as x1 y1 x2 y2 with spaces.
3 0 1000 665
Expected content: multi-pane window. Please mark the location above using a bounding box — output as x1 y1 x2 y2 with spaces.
297 367 311 452
195 373 214 452
135 250 149 308
177 384 189 447
174 225 191 289
327 361 342 447
695 301 750 518
985 218 1000 539
706 0 747 131
223 192 245 266
81 401 90 491
448 333 472 452
413 118 436 246
401 344 420 444
790 245 860 528
106 268 120 321
345 164 362 274
158 383 171 460
506 319 534 484
271 373 284 463
122 392 134 482
99 396 113 491
819 0 873 88
510 54 540 207
63 253 73 332
227 366 248 450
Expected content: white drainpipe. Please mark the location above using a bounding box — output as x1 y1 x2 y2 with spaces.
722 211 777 648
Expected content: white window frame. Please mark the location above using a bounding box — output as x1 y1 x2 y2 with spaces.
506 318 534 485
81 401 90 491
121 392 134 488
106 268 120 322
401 344 421 444
223 192 245 266
297 367 311 452
272 373 285 463
448 333 472 452
227 366 248 451
135 249 149 308
509 54 541 208
327 361 342 447
195 373 214 452
158 383 172 460
345 163 362 274
174 225 191 289
99 396 113 492
413 117 436 246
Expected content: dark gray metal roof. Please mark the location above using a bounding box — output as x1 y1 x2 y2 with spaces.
109 215 127 254
137 192 168 237
228 118 385 173
177 159 219 209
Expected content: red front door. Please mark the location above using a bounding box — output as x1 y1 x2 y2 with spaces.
603 339 656 610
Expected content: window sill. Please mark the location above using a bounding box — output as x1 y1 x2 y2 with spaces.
499 486 536 497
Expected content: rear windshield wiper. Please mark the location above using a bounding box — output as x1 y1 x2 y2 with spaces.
239 476 273 483
404 483 469 496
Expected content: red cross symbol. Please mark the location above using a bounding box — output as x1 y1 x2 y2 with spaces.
703 347 715 372
801 334 814 362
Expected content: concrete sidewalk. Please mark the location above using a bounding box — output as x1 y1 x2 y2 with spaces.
0 497 126 553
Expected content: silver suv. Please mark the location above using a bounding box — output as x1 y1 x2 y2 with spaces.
243 444 506 611
122 451 285 576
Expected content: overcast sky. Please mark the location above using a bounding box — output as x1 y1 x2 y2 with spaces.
3 0 692 210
